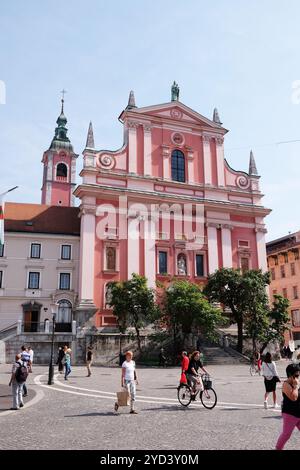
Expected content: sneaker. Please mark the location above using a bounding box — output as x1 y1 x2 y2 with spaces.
274 403 280 409
114 403 119 412
130 410 138 414
264 401 268 409
19 403 24 408
10 408 19 410
23 394 28 398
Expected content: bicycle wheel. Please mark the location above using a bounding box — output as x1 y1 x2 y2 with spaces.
177 384 192 407
200 388 217 409
250 364 256 376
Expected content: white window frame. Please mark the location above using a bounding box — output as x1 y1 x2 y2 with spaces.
58 272 72 291
158 250 168 275
156 246 170 275
27 271 41 290
61 244 72 260
30 242 42 259
194 252 206 278
238 239 250 249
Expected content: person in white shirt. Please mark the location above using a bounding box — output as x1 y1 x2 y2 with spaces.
28 347 34 372
262 352 281 409
121 351 138 414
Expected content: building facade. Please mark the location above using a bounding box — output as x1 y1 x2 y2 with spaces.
75 85 271 328
0 203 80 331
267 231 300 347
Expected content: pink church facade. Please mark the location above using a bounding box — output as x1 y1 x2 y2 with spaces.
74 87 271 327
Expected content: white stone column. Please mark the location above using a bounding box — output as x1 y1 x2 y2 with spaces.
207 224 219 274
203 134 212 185
78 204 96 306
216 136 225 187
187 149 194 184
144 208 157 289
256 227 268 272
162 146 170 179
127 209 140 278
128 121 138 174
221 225 233 268
143 124 152 176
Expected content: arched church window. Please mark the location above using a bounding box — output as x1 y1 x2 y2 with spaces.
57 299 72 323
177 253 187 275
106 247 116 271
56 163 68 178
171 150 185 182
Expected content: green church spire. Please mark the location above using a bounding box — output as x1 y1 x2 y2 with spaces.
49 93 73 151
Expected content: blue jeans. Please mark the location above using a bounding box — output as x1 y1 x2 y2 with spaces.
64 364 71 379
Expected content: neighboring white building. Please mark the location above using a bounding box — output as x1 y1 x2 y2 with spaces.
0 202 80 332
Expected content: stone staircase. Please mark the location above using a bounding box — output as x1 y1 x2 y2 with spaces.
201 345 248 365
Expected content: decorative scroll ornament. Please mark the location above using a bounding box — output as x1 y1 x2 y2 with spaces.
236 175 250 189
97 154 116 170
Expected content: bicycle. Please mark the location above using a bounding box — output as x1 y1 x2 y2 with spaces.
177 374 217 409
249 361 261 376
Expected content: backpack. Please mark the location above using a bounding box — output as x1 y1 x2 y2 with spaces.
15 361 28 383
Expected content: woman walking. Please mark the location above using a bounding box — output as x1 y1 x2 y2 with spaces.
276 364 300 450
56 347 65 373
262 352 280 409
64 348 72 380
86 346 93 377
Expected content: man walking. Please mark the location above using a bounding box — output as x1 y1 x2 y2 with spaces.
9 353 27 410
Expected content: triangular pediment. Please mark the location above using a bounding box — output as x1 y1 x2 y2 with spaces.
126 101 227 131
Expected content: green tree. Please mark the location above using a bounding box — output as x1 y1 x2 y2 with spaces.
108 274 160 352
162 280 224 353
258 294 290 354
204 268 246 353
241 270 271 353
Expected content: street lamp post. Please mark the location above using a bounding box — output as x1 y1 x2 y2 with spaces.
119 332 123 366
48 303 57 385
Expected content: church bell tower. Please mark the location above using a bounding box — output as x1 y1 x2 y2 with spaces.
41 94 78 207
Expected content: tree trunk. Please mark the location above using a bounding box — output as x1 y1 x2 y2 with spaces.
135 327 142 352
252 337 257 355
237 319 243 353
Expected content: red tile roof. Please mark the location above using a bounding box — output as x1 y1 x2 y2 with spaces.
4 203 80 236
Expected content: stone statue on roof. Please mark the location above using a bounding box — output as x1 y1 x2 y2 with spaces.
171 81 180 101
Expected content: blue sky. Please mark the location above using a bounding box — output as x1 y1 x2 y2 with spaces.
1 0 300 241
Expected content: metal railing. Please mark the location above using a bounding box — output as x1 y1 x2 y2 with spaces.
21 322 72 334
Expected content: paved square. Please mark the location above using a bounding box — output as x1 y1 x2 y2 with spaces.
0 361 299 450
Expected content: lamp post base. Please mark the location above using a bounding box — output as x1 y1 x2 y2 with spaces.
48 364 54 385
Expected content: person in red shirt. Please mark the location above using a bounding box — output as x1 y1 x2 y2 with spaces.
180 351 189 384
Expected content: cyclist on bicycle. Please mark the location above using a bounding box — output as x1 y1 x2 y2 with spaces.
186 350 209 399
254 351 262 371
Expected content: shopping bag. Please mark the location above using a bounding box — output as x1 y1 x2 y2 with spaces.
180 372 187 384
116 389 130 407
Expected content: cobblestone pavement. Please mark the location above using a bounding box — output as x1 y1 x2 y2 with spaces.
0 361 299 450
0 384 36 413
